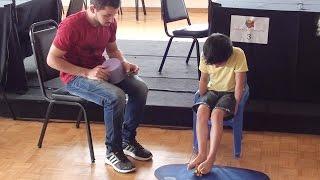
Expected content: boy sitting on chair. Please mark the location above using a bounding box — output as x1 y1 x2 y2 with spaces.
188 33 248 174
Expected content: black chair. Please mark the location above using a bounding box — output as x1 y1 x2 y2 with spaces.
0 4 16 119
158 0 208 79
66 0 87 17
29 20 95 163
118 0 146 20
135 0 146 21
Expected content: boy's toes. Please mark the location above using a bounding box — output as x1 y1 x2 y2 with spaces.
198 160 214 174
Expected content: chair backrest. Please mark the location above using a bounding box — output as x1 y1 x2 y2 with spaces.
161 0 189 23
29 20 59 99
0 6 12 88
66 0 85 17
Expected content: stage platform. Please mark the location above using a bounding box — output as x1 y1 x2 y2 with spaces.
1 40 320 134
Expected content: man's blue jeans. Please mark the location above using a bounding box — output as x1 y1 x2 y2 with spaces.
65 75 148 153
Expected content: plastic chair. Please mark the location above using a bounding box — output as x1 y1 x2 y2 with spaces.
29 20 95 163
192 84 249 158
158 0 208 79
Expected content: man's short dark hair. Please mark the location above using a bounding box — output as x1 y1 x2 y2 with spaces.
203 33 233 65
90 0 121 10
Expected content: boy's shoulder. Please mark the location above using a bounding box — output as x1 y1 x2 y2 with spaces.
232 47 245 55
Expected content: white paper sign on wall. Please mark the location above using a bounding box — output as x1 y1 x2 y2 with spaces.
230 15 270 44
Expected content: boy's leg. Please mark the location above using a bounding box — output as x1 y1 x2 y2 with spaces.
188 104 211 170
198 92 235 174
198 108 224 174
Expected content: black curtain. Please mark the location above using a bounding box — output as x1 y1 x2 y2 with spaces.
0 5 12 89
4 0 62 93
16 0 62 58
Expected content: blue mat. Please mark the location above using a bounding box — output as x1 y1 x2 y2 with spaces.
154 164 269 180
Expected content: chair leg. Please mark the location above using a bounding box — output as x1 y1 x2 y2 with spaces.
83 0 87 9
195 39 201 80
76 108 82 128
118 6 123 15
38 102 54 148
135 0 139 21
81 106 95 163
141 0 146 15
192 108 198 152
159 36 174 73
186 39 196 64
239 111 244 141
1 91 16 120
233 117 243 158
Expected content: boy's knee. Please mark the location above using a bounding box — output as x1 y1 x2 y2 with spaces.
197 104 210 112
210 109 225 121
197 105 211 121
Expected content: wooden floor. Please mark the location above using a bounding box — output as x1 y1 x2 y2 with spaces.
1 11 320 180
1 117 320 180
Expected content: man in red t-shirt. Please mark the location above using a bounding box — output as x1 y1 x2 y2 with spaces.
47 0 152 173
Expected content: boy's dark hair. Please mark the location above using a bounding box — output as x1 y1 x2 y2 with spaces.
203 33 233 65
90 0 121 10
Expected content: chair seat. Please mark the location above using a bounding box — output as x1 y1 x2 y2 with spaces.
52 87 85 102
173 24 208 38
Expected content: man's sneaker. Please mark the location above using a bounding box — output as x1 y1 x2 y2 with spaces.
122 140 153 161
105 151 136 173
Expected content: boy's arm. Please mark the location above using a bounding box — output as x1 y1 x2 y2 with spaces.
234 72 246 114
199 72 209 96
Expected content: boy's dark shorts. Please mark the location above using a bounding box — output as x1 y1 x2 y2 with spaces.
193 90 236 119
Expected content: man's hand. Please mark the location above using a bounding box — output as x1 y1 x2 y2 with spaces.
123 62 139 75
86 65 110 81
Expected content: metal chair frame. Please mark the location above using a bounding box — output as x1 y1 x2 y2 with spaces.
29 20 95 163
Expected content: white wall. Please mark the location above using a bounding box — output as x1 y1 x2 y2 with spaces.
61 0 208 8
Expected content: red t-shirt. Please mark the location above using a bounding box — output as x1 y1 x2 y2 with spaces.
53 11 117 84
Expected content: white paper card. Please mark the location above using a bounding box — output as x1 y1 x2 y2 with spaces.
230 15 270 44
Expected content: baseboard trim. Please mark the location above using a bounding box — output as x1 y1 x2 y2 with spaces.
62 6 208 14
120 7 208 13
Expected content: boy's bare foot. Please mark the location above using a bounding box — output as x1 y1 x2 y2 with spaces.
197 158 215 175
187 154 206 170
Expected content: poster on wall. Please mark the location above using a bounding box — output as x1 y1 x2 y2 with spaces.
230 15 270 44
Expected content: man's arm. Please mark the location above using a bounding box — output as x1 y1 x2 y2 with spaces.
47 45 109 81
234 72 246 113
199 72 209 96
105 41 127 63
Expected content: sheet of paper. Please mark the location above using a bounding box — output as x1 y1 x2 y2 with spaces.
230 15 270 44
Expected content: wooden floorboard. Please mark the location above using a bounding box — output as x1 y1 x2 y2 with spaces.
2 10 319 180
0 117 319 180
